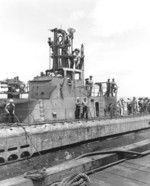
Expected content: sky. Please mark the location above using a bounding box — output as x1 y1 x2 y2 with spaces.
0 0 150 97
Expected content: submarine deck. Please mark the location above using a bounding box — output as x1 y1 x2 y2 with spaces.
90 154 150 186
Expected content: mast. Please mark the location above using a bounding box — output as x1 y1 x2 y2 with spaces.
47 28 85 84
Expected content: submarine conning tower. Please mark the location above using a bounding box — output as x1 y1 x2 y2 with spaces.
29 27 85 99
21 27 117 123
26 27 87 122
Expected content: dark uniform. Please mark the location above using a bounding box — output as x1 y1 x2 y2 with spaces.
74 49 81 69
5 100 15 123
106 79 110 97
88 76 93 96
75 98 81 119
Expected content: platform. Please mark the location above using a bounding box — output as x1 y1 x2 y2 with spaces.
1 140 150 186
90 154 150 186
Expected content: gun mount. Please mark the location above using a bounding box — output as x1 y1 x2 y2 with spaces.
0 76 27 99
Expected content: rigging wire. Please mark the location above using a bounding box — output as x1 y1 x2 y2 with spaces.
14 114 41 157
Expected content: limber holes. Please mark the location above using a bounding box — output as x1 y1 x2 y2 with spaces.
0 144 31 164
8 154 18 161
0 157 5 164
8 147 17 151
20 144 30 149
20 151 30 158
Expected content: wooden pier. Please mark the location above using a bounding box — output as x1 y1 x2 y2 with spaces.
1 140 150 186
90 154 150 186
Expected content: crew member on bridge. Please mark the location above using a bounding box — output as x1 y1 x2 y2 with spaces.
88 76 93 96
105 79 110 97
5 99 15 123
111 78 118 96
73 48 81 69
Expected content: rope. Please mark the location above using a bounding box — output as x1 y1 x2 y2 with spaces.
74 149 143 160
51 173 90 186
14 114 42 157
24 167 47 181
14 115 48 182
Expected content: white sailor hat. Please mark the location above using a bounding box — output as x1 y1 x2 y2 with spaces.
9 99 14 103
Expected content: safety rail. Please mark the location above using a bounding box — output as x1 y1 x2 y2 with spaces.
92 84 107 97
84 83 118 97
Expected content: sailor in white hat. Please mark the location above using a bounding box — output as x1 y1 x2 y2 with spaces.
5 99 15 123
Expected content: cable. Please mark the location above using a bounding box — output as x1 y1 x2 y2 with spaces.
74 149 143 160
14 114 42 157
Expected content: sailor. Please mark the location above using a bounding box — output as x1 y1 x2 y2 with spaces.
109 103 114 119
118 98 124 116
81 97 88 119
73 48 81 69
88 76 93 96
138 98 143 114
131 97 137 115
75 97 81 119
5 99 15 123
111 78 118 96
143 97 149 114
105 79 110 97
127 98 132 115
85 78 89 87
147 99 150 114
145 98 150 114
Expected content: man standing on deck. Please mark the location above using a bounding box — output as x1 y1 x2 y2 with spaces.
138 98 143 113
131 97 137 115
120 98 124 116
75 97 81 119
127 98 132 115
5 99 15 123
81 97 88 119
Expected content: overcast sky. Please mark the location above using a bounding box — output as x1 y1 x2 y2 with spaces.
0 0 150 97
